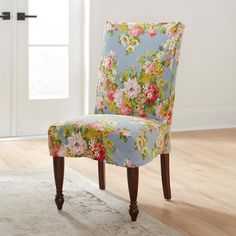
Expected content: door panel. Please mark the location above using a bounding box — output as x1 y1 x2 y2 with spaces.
0 0 12 137
0 0 82 137
16 0 82 136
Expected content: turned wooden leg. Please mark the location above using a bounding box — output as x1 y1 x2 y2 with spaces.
127 167 139 222
160 154 171 200
98 161 105 190
53 157 65 210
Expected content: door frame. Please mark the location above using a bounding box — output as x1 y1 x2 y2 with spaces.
11 0 17 136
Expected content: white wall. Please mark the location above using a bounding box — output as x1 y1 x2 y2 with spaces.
89 0 236 131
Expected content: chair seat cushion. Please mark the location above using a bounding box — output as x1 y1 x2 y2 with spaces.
48 114 170 167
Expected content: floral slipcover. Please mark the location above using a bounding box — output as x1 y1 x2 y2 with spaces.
48 22 185 167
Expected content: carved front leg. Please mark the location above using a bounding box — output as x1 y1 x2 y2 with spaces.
127 167 139 221
53 157 65 210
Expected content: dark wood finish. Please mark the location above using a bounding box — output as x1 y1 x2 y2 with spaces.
98 161 105 190
53 157 65 210
160 154 171 200
52 154 169 219
127 167 139 221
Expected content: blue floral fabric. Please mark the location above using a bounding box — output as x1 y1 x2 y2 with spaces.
48 22 185 167
48 114 168 167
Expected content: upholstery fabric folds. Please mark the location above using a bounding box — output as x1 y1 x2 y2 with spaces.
48 22 185 167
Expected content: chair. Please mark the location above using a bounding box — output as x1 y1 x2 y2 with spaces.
48 21 185 221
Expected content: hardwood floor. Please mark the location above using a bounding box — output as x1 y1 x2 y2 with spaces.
0 128 236 236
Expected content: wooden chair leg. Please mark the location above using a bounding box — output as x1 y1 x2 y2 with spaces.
160 154 171 200
98 161 105 190
127 167 139 222
53 157 65 210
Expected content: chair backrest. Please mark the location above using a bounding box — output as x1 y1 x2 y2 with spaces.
95 21 185 128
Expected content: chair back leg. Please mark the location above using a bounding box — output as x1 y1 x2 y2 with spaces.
160 154 171 200
53 157 65 210
127 167 139 221
98 161 106 190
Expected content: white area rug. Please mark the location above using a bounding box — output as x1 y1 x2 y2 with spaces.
0 167 180 236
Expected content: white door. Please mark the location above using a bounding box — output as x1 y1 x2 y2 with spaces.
0 0 82 137
0 0 12 137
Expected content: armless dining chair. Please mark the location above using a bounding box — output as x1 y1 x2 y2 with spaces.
48 21 185 221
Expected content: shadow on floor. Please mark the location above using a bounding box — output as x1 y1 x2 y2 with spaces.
140 200 236 236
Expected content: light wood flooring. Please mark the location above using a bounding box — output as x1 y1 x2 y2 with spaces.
0 128 236 236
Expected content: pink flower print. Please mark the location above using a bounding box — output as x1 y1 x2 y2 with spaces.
114 90 122 107
128 24 144 37
155 104 163 119
143 61 155 75
104 57 113 70
108 88 116 101
96 96 106 110
67 133 87 156
138 109 148 118
120 129 130 136
53 146 66 157
106 22 116 31
123 78 141 99
88 122 105 131
175 49 180 62
167 111 173 125
120 103 132 116
114 129 131 136
165 57 172 69
148 29 157 38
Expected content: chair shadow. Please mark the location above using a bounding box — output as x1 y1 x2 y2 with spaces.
140 200 236 235
58 211 94 235
57 195 236 235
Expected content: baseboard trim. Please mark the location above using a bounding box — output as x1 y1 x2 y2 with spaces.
0 135 47 142
172 124 236 132
172 106 236 131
